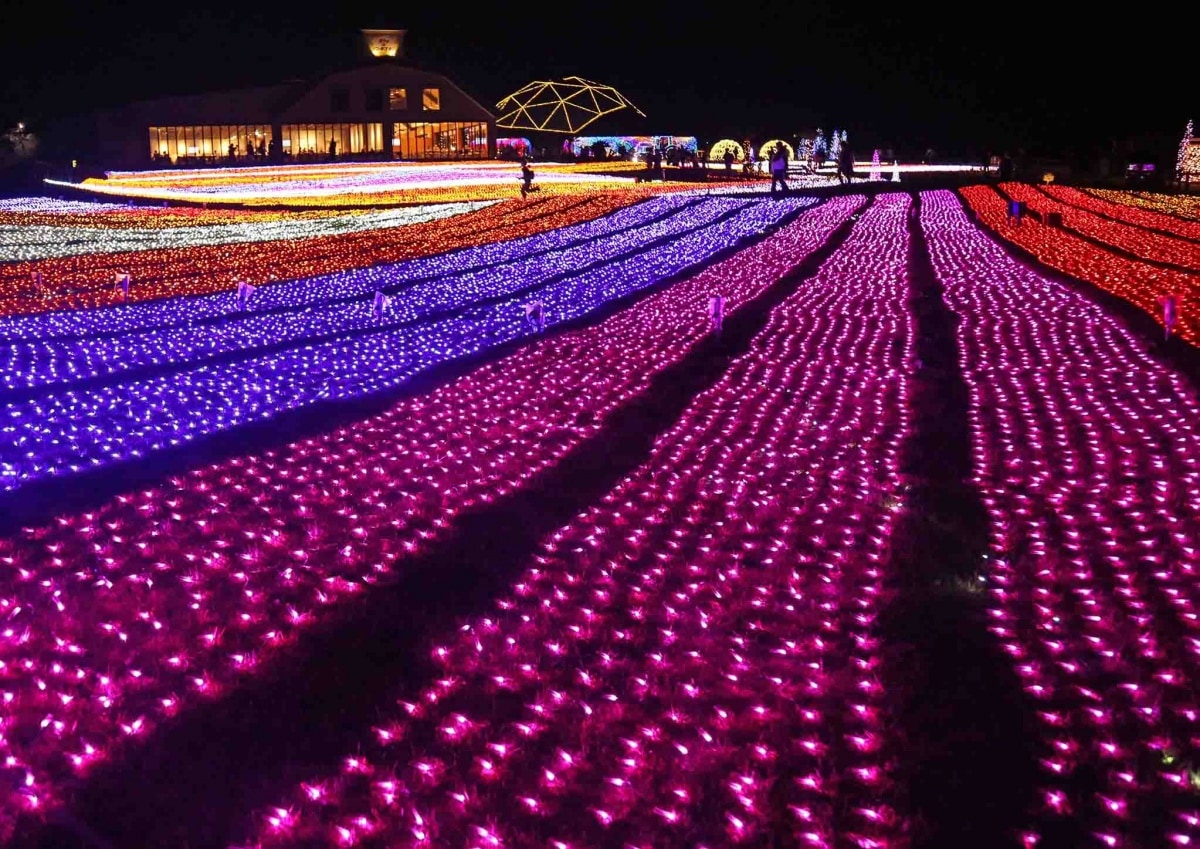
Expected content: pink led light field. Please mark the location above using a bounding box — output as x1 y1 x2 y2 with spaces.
2 179 1199 849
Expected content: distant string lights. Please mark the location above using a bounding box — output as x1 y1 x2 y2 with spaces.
0 198 368 229
0 203 490 263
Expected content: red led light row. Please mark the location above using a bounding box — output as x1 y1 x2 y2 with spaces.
1000 183 1200 271
959 185 1200 347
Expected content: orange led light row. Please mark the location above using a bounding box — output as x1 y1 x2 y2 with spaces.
1041 185 1200 242
1086 188 1200 223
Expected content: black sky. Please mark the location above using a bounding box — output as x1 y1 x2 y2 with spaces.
1 1 1191 158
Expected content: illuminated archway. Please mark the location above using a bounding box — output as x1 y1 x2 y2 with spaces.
496 77 646 134
707 139 744 162
758 140 795 161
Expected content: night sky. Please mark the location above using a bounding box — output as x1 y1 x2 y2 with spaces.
0 2 1190 160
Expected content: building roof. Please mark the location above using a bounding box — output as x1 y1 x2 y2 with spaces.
93 60 494 126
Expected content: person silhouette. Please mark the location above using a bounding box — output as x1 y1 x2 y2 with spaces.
770 143 789 196
520 162 538 199
837 139 854 185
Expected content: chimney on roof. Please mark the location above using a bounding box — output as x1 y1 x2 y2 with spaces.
362 29 406 60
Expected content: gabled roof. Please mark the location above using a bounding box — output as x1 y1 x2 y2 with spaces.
272 62 494 121
92 61 495 124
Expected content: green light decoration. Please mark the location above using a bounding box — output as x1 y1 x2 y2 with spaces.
1177 119 1193 178
496 77 646 134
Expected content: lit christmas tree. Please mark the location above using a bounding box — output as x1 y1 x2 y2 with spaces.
870 148 882 181
829 129 841 163
1178 119 1194 179
796 137 812 161
814 129 827 159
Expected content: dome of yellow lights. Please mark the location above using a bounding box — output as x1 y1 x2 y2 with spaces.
496 76 646 134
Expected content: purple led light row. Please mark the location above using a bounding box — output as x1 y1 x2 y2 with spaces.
0 197 813 490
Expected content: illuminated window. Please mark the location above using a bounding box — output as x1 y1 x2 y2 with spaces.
278 123 382 155
389 87 407 110
148 125 270 162
331 87 349 112
392 121 487 160
365 88 384 111
422 88 440 111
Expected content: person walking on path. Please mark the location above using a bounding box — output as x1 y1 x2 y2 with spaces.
837 139 854 185
770 143 789 196
520 162 538 199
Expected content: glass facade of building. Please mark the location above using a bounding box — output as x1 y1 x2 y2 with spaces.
148 121 489 163
279 123 384 156
149 125 271 160
392 122 488 160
